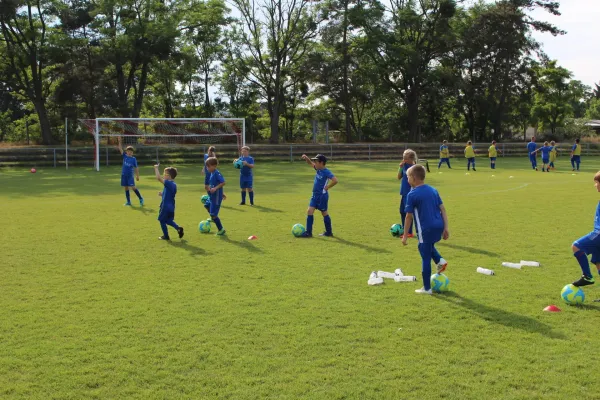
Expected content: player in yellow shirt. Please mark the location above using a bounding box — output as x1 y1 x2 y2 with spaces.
488 140 502 169
549 140 558 170
438 140 451 169
464 140 476 171
571 138 581 171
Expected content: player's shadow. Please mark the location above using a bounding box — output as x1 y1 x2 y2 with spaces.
131 206 156 215
435 292 566 339
168 240 206 256
252 205 284 213
221 205 246 212
437 243 500 257
219 236 263 253
331 237 392 254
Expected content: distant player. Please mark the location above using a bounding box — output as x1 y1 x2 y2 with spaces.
202 146 216 193
299 154 338 237
488 140 501 169
438 140 451 169
118 137 144 206
206 157 227 235
154 164 183 241
464 140 476 171
401 164 450 294
398 149 417 238
571 138 581 171
530 141 554 172
549 141 558 170
527 137 538 171
570 171 600 287
237 146 255 205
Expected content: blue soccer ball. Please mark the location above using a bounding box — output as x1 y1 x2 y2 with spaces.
292 223 306 237
233 159 243 169
430 274 450 292
201 194 209 205
198 220 211 233
561 284 585 305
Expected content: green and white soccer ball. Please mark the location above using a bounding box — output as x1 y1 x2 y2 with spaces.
430 273 450 292
390 223 404 237
561 284 585 305
292 223 306 237
201 194 210 205
198 220 211 233
233 159 243 169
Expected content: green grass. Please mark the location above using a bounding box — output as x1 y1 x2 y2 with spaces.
2 157 600 399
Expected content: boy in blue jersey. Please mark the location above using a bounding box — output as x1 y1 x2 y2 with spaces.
299 154 338 237
402 164 449 295
154 164 183 241
527 137 538 171
571 138 581 171
237 146 255 205
202 146 216 193
398 149 417 238
206 157 227 235
438 140 451 169
530 141 553 172
570 171 600 287
118 137 144 206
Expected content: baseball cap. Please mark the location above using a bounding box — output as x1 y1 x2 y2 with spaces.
311 154 327 163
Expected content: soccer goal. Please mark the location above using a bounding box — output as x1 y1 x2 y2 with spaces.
79 118 245 171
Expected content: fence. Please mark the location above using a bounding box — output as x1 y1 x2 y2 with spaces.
0 142 596 168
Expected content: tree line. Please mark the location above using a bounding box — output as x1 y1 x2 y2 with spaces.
1 0 599 145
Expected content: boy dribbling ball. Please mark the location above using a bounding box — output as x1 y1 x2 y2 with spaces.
154 165 183 241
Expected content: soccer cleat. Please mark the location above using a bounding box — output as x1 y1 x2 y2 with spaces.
158 236 170 240
124 202 132 206
239 202 246 205
415 287 433 295
472 168 476 171
437 258 448 273
535 168 538 171
572 275 595 287
319 232 334 237
216 229 226 236
140 197 145 206
406 234 415 238
178 227 184 239
299 232 313 238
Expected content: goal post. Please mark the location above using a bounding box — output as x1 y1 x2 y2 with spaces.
79 118 246 171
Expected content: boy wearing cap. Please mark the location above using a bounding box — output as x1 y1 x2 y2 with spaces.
299 154 338 237
118 137 144 206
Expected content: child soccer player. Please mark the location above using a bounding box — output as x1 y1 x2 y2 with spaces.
549 141 558 170
398 149 417 238
464 140 476 171
488 140 501 169
401 164 450 294
237 146 255 205
118 137 144 206
531 141 553 172
299 154 338 237
438 140 451 169
203 146 216 193
571 138 581 171
154 165 183 241
570 171 600 287
206 157 227 235
527 137 538 171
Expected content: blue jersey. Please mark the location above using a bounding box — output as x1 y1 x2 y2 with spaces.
160 180 177 213
312 167 335 194
405 184 444 242
595 201 600 232
539 146 553 159
203 154 209 175
122 153 137 176
400 163 413 196
209 169 225 204
527 142 537 154
239 156 254 177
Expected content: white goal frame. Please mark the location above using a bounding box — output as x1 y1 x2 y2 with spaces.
86 118 245 171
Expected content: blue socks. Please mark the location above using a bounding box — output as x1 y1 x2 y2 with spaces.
213 216 223 231
324 215 332 234
125 190 131 203
133 189 142 199
249 191 254 205
306 215 314 235
241 191 247 204
574 250 592 277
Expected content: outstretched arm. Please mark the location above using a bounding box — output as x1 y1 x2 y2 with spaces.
301 154 315 168
117 137 124 155
154 165 164 184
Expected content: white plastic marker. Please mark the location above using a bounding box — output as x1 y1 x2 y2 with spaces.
520 260 540 267
368 271 384 286
502 262 522 269
377 271 396 279
477 267 495 275
509 176 514 178
394 275 417 282
395 268 404 277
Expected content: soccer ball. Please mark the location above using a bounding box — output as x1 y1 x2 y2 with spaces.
201 194 210 205
198 220 211 233
390 223 404 237
430 273 450 292
233 159 243 169
292 223 306 237
561 284 585 305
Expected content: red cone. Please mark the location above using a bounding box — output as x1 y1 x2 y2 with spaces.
543 305 561 312
248 235 258 240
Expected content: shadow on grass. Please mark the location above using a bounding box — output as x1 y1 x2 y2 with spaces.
219 236 263 253
331 236 392 254
221 205 246 212
168 239 206 256
130 206 156 215
252 205 284 213
437 243 500 257
435 292 566 339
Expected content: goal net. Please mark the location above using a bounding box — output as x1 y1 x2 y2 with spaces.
80 118 245 171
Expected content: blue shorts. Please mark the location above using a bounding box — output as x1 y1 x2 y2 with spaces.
574 232 600 264
121 174 135 187
204 173 210 186
542 158 549 164
157 210 175 223
440 158 449 162
417 227 443 244
467 157 475 163
529 154 536 162
209 200 221 216
240 176 253 189
309 193 329 212
572 155 581 162
490 157 496 161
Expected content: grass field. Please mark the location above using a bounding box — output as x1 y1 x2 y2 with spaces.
3 157 600 399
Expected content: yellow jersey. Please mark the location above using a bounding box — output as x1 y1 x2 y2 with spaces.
488 145 497 158
465 145 475 158
550 146 557 162
573 144 581 156
440 145 449 158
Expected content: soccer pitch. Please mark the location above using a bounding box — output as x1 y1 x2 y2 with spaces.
2 158 600 399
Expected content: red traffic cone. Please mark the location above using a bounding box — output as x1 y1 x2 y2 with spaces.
543 305 561 312
248 235 258 240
